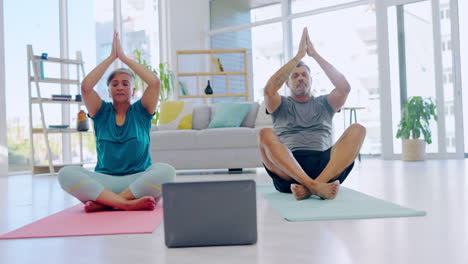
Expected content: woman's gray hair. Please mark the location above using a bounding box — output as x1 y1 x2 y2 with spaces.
106 68 135 87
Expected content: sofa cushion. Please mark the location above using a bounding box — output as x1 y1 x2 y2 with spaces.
192 105 211 130
151 127 259 151
241 102 259 128
151 130 199 151
208 103 252 128
255 101 273 127
197 127 258 148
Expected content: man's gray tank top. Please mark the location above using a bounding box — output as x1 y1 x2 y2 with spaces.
269 95 335 152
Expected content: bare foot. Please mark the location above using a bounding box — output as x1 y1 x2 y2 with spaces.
84 201 112 213
154 196 161 205
313 180 340 200
124 196 157 211
290 184 312 200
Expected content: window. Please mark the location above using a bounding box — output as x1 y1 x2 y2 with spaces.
388 1 440 154
459 0 468 154
439 0 456 154
122 0 160 97
210 2 380 155
251 22 284 102
291 0 357 14
440 8 451 20
443 71 454 85
68 0 114 165
441 39 452 52
251 3 281 22
210 3 284 104
210 0 281 30
5 0 60 172
446 137 454 148
4 0 160 172
292 5 379 155
209 0 465 157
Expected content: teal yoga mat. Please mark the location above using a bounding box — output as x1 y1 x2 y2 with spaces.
258 185 426 221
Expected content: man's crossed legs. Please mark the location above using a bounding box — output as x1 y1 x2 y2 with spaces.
258 123 366 200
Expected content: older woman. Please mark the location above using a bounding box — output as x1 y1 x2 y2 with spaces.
58 32 175 212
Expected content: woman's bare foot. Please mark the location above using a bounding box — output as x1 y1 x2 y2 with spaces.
85 196 160 212
312 180 340 200
123 196 157 211
290 184 312 200
84 201 112 213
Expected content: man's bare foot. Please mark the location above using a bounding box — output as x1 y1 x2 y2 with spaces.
123 196 157 211
290 184 312 200
312 180 340 200
84 201 113 213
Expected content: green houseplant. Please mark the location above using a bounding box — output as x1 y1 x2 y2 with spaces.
133 49 175 124
396 96 437 161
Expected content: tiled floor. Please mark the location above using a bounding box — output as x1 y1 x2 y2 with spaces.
0 159 467 264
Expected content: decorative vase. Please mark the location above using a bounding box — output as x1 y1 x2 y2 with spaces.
402 139 426 161
204 80 213 95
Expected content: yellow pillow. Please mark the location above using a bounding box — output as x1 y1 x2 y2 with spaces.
158 101 193 130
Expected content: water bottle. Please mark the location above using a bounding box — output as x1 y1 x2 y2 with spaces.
77 110 89 131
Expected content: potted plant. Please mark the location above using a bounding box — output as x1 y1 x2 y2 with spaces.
396 96 437 161
133 49 175 124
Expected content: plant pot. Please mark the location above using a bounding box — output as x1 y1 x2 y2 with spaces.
402 139 426 161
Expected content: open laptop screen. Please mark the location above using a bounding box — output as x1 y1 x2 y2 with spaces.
162 180 257 248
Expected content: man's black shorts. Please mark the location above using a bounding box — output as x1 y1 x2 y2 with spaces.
263 147 354 193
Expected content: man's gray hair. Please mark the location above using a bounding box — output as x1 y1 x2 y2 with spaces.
295 60 311 74
106 68 135 86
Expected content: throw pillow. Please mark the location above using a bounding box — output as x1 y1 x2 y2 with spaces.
158 101 193 130
208 102 252 128
255 101 273 127
192 105 211 130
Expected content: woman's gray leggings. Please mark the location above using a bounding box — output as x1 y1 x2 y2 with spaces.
57 163 176 203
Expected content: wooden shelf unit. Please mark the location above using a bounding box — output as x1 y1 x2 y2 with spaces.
176 49 249 103
27 44 88 175
31 128 93 134
31 98 84 104
29 77 80 85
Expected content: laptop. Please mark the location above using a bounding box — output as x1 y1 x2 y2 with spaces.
162 180 257 248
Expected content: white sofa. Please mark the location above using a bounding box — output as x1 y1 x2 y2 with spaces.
150 102 272 171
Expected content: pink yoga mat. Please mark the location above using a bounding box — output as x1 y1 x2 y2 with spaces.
0 203 163 239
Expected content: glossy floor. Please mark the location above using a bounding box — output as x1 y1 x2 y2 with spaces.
0 159 467 264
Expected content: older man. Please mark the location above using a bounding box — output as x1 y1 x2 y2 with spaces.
258 28 366 200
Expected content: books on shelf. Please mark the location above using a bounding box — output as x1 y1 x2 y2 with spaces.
52 94 72 101
210 55 224 72
48 125 69 129
179 81 188 95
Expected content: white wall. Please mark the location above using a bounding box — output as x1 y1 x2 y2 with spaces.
0 0 8 176
165 0 210 87
167 0 210 56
